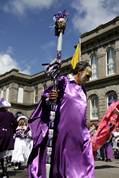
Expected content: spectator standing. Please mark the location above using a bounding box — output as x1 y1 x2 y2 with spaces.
12 115 33 170
112 126 119 158
0 98 17 178
105 135 114 162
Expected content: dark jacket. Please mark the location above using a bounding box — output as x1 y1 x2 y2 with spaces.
0 109 17 152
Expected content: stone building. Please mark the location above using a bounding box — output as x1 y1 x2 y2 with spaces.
0 62 70 117
0 16 119 123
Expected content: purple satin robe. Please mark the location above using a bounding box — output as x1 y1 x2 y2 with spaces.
105 142 114 160
28 76 95 178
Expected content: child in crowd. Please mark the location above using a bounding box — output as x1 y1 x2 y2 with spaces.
11 115 33 170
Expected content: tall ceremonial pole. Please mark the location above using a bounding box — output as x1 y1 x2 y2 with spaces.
44 10 68 178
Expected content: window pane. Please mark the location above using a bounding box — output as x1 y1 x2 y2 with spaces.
17 87 24 103
91 55 97 80
34 86 38 103
107 91 117 106
107 48 115 75
90 95 98 120
6 88 9 101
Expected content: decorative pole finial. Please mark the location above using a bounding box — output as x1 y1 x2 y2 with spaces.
42 10 68 80
53 10 68 37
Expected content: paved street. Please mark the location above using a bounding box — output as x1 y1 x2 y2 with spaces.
95 159 119 178
0 159 119 178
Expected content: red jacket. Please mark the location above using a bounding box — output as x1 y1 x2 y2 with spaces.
92 101 119 152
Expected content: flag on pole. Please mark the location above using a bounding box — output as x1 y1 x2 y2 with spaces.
71 42 81 69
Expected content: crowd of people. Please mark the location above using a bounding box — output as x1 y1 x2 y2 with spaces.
0 61 119 178
89 123 119 161
0 98 33 178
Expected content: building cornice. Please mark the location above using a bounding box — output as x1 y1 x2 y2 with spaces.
80 16 119 53
86 74 119 90
81 16 119 40
0 58 72 86
11 102 37 110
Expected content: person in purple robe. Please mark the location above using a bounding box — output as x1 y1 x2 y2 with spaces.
0 98 17 178
28 61 95 178
104 135 114 161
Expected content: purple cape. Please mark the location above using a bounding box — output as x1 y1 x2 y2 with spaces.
28 76 95 178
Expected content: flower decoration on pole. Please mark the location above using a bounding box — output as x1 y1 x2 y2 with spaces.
53 10 68 36
42 10 68 79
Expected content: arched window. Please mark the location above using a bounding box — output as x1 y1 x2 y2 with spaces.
90 54 98 80
106 91 117 106
106 47 115 75
17 87 24 103
90 95 99 121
